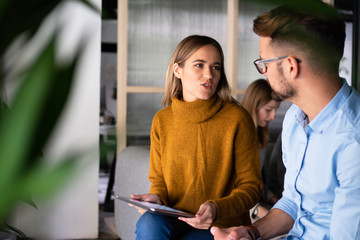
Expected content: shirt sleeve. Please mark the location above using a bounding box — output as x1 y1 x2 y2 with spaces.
272 196 298 221
330 139 360 239
272 119 298 222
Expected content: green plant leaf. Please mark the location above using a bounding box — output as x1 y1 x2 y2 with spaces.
78 0 101 14
0 0 97 231
17 157 78 200
26 46 80 165
0 155 77 218
23 198 38 210
0 36 84 220
0 42 54 190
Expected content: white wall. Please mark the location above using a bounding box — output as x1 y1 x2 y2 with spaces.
10 0 101 239
340 22 353 84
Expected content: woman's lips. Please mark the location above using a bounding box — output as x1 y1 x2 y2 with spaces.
202 82 212 90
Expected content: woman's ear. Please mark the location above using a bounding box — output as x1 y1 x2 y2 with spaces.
173 63 182 79
287 56 300 78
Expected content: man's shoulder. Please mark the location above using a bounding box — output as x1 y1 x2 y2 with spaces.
346 88 360 114
282 103 299 124
340 88 360 130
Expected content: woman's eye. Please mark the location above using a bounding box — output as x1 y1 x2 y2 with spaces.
195 63 203 68
213 65 221 71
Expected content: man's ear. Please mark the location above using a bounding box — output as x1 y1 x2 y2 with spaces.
173 63 182 79
287 56 300 78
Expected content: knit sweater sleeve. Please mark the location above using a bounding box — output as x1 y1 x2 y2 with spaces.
148 112 169 205
209 107 262 225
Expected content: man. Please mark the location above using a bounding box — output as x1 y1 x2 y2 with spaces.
211 1 360 239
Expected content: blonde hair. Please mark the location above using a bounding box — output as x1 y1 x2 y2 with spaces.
162 35 233 107
242 79 279 148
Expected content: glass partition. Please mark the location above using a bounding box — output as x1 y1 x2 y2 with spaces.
237 1 286 142
237 1 277 89
127 93 163 145
126 0 228 145
128 0 227 87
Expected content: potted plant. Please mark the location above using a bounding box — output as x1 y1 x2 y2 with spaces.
0 0 98 239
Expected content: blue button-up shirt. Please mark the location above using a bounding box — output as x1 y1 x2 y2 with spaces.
273 79 360 239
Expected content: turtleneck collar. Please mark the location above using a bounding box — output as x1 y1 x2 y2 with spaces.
171 95 224 123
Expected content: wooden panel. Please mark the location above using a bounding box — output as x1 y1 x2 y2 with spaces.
117 0 128 153
127 86 165 93
226 0 238 97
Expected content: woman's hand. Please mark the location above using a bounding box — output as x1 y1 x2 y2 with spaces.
178 202 217 229
129 193 162 214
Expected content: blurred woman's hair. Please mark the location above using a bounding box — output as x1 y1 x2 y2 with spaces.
242 79 280 148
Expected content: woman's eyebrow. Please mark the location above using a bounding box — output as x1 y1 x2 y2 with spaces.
192 59 206 63
191 59 221 65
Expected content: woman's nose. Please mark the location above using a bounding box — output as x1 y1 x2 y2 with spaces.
203 67 213 79
269 110 276 120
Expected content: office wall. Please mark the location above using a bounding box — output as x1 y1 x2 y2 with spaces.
10 0 101 239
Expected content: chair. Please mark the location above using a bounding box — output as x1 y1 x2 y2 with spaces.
114 146 151 240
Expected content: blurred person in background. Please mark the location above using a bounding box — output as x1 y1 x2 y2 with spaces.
242 79 284 221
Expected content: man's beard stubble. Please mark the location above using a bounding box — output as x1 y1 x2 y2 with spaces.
269 64 296 102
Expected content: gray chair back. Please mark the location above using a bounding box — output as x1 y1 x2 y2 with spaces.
114 146 151 240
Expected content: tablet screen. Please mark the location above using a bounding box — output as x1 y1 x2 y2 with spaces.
115 195 195 218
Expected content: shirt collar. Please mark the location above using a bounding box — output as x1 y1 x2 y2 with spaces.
295 78 351 133
171 95 224 123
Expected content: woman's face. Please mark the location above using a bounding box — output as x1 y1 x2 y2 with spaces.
256 100 280 127
174 44 221 102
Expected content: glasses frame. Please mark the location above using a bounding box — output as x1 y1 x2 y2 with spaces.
253 56 288 74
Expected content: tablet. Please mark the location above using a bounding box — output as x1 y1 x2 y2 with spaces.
115 195 195 218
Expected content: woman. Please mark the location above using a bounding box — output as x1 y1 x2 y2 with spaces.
241 79 280 149
241 79 282 220
132 35 262 239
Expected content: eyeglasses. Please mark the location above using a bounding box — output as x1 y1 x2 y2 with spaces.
254 56 302 74
253 56 288 74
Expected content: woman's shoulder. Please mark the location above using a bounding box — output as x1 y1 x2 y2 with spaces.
153 105 173 120
222 101 251 119
218 101 255 130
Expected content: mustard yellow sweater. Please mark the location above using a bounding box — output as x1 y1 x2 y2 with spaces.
149 96 262 227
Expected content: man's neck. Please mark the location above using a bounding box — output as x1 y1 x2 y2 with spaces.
293 76 342 123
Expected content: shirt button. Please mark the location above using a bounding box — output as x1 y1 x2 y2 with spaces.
304 211 313 217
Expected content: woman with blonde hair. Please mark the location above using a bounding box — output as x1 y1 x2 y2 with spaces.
131 35 262 240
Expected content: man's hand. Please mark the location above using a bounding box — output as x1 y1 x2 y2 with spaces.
210 226 251 240
129 193 162 214
178 202 217 229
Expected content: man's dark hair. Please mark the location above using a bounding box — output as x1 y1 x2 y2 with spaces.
253 1 345 74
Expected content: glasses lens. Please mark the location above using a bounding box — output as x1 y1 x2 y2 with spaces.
255 60 265 74
258 63 265 73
